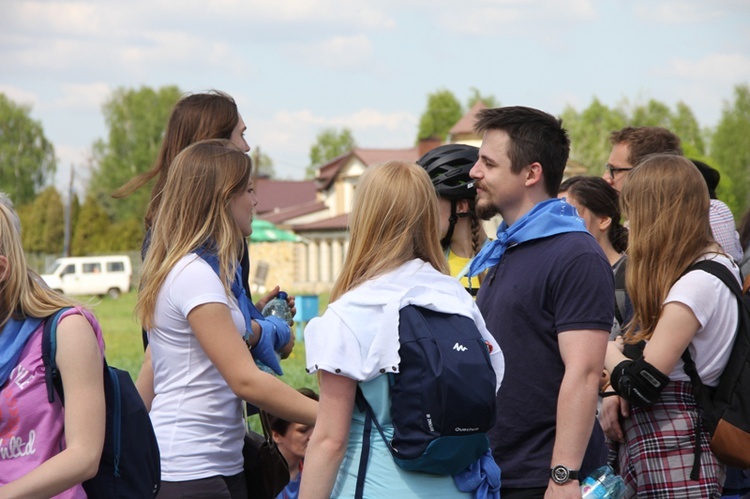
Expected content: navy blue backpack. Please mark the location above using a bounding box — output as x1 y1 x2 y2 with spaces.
354 305 497 496
42 308 161 498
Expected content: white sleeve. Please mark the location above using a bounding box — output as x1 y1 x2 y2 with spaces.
168 257 231 318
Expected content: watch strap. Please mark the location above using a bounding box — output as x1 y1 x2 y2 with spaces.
550 465 579 484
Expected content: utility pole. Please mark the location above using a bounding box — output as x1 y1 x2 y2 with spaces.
63 164 74 257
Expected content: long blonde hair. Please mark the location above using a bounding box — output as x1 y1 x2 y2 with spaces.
1 204 79 330
330 161 448 302
620 154 713 342
136 139 252 329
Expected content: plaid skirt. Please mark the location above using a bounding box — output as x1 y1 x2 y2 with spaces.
611 381 725 498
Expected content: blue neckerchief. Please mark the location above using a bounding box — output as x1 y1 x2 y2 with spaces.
193 245 262 341
0 316 43 386
193 244 287 376
452 449 501 499
468 198 587 277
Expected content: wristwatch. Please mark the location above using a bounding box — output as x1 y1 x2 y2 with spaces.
550 465 579 485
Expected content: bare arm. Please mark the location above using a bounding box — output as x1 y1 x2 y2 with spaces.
135 345 155 411
189 302 316 426
299 371 356 499
604 302 700 377
601 302 700 442
0 314 106 499
546 328 607 499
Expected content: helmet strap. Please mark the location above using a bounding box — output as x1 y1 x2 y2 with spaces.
441 199 459 250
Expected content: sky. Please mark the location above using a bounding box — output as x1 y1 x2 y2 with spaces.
2 0 750 195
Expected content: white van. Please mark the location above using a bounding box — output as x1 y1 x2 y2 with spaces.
41 255 133 299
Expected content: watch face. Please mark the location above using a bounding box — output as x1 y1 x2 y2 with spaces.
552 465 570 484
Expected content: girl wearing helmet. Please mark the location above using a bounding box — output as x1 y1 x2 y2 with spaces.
417 144 489 296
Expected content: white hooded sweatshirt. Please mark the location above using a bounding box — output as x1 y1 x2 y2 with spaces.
305 258 504 391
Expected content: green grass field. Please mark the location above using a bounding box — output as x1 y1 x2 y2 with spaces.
87 291 319 392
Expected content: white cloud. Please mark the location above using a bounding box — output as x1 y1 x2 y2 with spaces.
0 85 40 108
632 1 741 23
250 107 418 178
285 35 373 69
242 0 396 28
432 0 597 36
50 82 111 111
661 53 750 83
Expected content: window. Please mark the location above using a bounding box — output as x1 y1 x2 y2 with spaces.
61 264 75 277
107 261 125 272
83 263 102 274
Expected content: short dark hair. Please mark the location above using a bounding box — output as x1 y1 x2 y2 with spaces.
474 106 570 196
609 127 682 167
690 159 719 199
267 387 319 436
559 176 628 253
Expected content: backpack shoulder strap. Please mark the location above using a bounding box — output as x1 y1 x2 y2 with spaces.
41 307 74 405
679 259 747 480
680 260 745 387
613 256 627 326
354 386 373 499
689 260 744 296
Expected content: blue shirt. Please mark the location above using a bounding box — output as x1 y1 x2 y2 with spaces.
477 232 613 488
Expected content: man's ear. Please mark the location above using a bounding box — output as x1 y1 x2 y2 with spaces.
525 162 543 187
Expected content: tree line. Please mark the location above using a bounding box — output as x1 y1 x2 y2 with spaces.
1 83 748 256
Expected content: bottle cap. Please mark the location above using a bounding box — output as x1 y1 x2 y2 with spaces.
278 291 288 300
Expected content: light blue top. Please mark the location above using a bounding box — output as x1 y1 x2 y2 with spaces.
331 375 469 498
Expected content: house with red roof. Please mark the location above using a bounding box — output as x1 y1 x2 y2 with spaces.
250 103 584 294
250 106 487 293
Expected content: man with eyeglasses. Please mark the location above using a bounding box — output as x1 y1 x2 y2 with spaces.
603 126 682 192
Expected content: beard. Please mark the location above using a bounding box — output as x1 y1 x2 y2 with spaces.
475 197 500 220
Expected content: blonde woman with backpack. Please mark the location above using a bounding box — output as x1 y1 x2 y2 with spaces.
0 200 106 498
300 161 504 499
600 155 739 497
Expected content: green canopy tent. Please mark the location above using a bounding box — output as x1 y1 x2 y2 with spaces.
249 219 301 243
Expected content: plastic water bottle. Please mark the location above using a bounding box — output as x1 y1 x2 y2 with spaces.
261 291 294 325
580 465 625 499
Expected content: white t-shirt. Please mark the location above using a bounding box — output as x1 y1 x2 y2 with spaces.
148 254 246 480
665 253 740 386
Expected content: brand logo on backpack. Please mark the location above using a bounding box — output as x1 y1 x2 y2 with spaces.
452 342 468 352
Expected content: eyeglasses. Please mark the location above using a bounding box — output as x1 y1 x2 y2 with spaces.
605 163 632 178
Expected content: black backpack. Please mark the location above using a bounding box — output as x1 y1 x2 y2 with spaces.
354 305 497 497
42 308 161 498
680 261 750 476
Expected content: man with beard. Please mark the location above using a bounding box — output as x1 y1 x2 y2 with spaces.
467 106 614 499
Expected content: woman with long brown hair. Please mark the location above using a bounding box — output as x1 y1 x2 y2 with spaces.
600 154 739 497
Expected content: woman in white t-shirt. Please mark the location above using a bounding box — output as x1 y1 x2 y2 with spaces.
600 154 739 498
136 139 317 499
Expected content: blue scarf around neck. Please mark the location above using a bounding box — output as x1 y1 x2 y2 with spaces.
0 316 43 386
193 244 288 376
468 198 587 278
